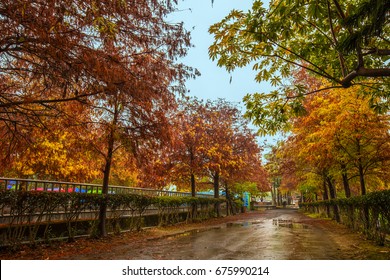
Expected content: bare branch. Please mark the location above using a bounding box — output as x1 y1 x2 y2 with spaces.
286 85 345 99
0 91 103 109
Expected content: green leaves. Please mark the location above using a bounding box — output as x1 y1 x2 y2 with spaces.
0 189 225 245
243 91 298 136
301 189 390 244
209 0 390 135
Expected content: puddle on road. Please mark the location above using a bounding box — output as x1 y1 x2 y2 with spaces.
154 218 308 243
272 219 309 229
161 221 264 240
226 220 263 228
166 230 197 240
163 227 223 240
227 222 245 228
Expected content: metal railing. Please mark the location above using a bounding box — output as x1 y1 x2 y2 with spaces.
0 177 225 245
0 177 214 198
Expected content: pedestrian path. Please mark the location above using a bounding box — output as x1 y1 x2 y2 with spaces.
63 209 390 260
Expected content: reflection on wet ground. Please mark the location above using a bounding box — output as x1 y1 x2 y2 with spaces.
117 209 344 260
272 219 309 229
64 208 390 260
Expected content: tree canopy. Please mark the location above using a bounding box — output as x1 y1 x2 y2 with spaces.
0 0 196 236
0 0 194 147
209 0 389 134
272 77 390 200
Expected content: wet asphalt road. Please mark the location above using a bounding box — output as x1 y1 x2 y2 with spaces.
71 209 353 260
134 209 339 260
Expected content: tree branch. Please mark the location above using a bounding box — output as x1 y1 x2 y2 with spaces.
331 0 364 69
287 85 345 99
341 67 390 88
327 0 348 77
0 91 102 108
362 48 390 56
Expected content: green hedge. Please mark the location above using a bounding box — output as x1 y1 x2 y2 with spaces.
0 190 225 247
152 196 225 226
300 190 390 245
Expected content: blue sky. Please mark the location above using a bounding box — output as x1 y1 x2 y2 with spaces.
170 0 281 148
171 0 272 105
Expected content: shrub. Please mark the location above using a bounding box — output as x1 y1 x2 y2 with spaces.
300 190 390 245
0 190 225 246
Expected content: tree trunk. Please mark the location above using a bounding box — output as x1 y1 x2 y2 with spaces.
326 176 340 222
99 143 114 237
341 163 351 198
190 173 197 219
191 173 196 197
323 177 330 217
356 139 367 196
286 192 289 204
98 105 118 237
190 150 196 197
326 176 337 199
213 172 220 217
323 177 329 200
358 161 366 195
272 186 277 206
357 155 369 229
225 184 230 216
213 172 220 198
98 143 113 237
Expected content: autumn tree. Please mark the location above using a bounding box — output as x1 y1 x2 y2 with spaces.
1 0 108 137
7 130 100 182
1 0 195 237
200 100 240 200
209 0 390 134
192 99 268 215
279 81 390 201
264 142 300 206
170 97 209 196
223 128 269 214
222 120 268 195
320 88 390 195
0 98 101 180
0 0 194 163
141 98 268 215
135 126 178 190
82 4 193 236
0 0 194 109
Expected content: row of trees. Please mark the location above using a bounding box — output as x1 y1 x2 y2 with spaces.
0 0 197 236
1 97 269 196
0 0 269 235
210 0 389 202
143 98 269 216
1 96 269 228
266 73 390 202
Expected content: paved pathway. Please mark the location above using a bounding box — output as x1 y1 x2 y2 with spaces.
130 209 342 260
64 209 390 260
